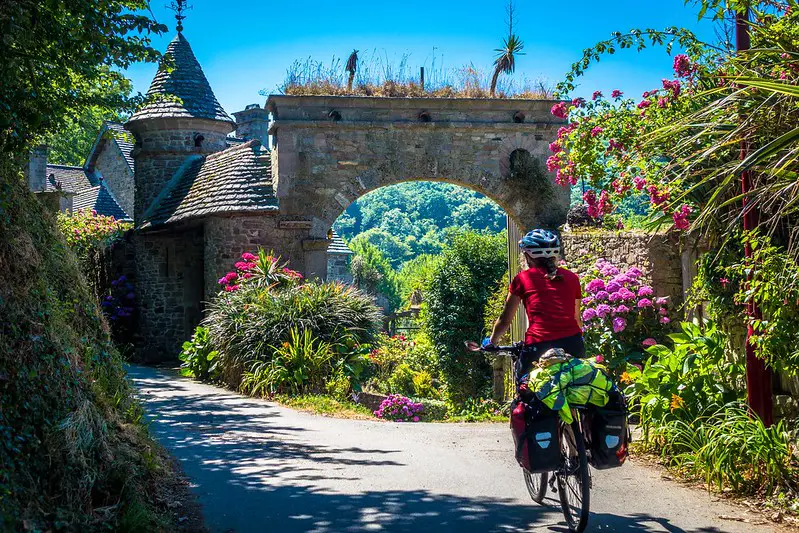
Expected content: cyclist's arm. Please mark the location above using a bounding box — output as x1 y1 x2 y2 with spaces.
575 298 583 330
488 293 521 345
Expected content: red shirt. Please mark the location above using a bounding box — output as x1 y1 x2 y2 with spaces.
509 266 582 345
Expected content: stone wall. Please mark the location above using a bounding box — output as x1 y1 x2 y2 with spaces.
134 226 205 362
267 96 570 238
94 141 135 216
203 214 330 299
327 253 352 283
562 230 685 307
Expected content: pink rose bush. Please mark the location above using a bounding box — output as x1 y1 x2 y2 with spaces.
374 394 425 422
580 259 673 371
218 249 304 293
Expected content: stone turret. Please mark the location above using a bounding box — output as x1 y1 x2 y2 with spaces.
125 32 235 222
233 104 270 145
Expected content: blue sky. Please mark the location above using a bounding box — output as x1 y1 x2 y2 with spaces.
125 0 720 115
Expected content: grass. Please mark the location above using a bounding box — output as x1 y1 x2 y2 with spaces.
275 394 376 419
271 51 555 99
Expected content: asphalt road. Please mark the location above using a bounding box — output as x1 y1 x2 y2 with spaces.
129 365 782 533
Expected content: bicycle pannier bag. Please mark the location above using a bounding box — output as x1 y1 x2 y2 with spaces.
511 398 560 473
590 389 629 469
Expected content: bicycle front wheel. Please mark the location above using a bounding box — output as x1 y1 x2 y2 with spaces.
523 470 548 504
557 421 590 532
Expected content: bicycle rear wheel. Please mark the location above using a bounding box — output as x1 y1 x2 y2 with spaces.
557 421 590 532
523 470 548 504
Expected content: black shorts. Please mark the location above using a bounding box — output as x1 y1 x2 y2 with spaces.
516 334 586 382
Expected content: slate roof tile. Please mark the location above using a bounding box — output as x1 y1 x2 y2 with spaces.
72 186 131 222
128 33 234 125
140 139 276 228
328 230 352 255
45 164 96 193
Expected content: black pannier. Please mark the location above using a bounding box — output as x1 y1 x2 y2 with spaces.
589 388 630 469
511 398 560 473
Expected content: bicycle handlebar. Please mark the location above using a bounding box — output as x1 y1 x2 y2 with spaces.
464 341 524 356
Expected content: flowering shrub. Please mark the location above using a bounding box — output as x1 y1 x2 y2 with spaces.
580 259 673 372
365 333 441 398
217 249 303 292
57 208 131 257
374 394 425 422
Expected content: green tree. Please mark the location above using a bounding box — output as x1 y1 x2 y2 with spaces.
349 238 401 311
425 230 507 404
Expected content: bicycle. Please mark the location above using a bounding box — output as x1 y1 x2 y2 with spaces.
465 341 591 533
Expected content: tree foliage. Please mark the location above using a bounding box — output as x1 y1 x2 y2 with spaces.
334 182 506 267
425 231 507 404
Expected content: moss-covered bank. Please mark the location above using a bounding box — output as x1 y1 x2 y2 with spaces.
0 167 190 531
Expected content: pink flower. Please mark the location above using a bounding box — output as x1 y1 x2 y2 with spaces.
582 308 597 322
720 277 730 288
611 89 623 98
590 126 604 137
595 290 610 301
662 78 681 97
241 252 257 261
608 139 624 151
626 267 643 279
551 102 569 119
582 297 594 305
608 292 623 303
595 355 605 363
637 285 654 297
549 141 562 153
647 185 670 206
242 272 253 279
673 54 692 78
596 304 612 318
659 307 668 316
618 287 636 300
637 99 652 109
571 97 586 108
637 298 653 308
612 317 627 333
235 261 254 271
642 338 657 347
586 278 606 293
413 416 420 422
225 272 238 283
655 297 669 306
592 90 603 100
633 176 647 190
673 204 692 230
614 304 631 314
606 281 622 293
657 98 667 108
659 316 671 324
546 154 561 172
217 276 228 285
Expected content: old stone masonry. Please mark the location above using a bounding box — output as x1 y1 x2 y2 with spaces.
29 30 569 361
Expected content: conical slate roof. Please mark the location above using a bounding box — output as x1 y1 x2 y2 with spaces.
128 33 234 125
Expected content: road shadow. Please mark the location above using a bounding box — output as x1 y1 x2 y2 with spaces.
127 366 737 533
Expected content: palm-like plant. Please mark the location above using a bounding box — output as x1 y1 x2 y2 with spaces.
490 34 525 97
346 49 359 92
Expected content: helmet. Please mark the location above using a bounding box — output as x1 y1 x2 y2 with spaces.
519 229 560 258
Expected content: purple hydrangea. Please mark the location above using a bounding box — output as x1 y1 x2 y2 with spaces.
374 394 425 422
655 297 669 306
594 290 610 301
606 281 622 293
638 285 654 297
608 292 623 303
659 316 671 324
612 317 627 333
596 304 612 318
582 297 594 306
637 298 653 308
582 308 598 321
614 304 631 314
618 287 636 300
626 267 643 278
612 274 632 285
659 307 669 316
586 278 606 293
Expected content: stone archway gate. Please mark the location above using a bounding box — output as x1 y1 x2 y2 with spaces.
265 95 569 278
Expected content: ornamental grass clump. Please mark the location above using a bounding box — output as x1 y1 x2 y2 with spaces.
579 258 673 372
374 394 425 422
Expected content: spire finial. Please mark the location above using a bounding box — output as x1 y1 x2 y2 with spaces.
167 0 191 33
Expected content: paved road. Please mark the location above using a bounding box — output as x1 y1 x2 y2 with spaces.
129 365 781 533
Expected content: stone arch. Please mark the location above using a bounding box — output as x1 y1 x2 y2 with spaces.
268 95 569 241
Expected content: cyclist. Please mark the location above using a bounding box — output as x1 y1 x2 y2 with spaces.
484 229 584 381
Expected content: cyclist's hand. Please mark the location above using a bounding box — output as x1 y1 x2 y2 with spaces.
464 341 481 352
481 337 496 350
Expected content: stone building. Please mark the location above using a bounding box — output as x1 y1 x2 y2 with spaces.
33 28 567 361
